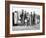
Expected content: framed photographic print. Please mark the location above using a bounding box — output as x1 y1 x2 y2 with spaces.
5 1 45 37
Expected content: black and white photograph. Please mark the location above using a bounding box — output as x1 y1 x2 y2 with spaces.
12 8 40 31
10 4 43 34
5 1 45 37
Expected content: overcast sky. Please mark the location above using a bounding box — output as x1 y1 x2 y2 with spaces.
12 7 40 15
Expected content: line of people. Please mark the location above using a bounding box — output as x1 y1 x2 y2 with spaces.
20 10 36 26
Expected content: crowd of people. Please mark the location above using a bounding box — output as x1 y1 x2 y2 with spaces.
13 9 40 26
18 10 36 26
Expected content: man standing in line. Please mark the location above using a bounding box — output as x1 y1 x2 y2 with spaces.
33 11 36 25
